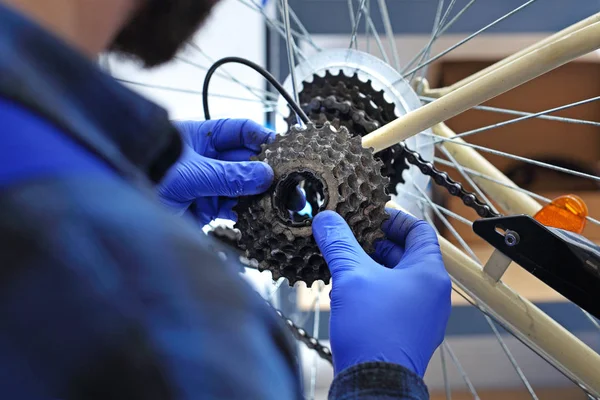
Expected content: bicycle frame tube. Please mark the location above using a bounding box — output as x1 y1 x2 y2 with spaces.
387 201 600 398
362 20 600 153
426 11 600 98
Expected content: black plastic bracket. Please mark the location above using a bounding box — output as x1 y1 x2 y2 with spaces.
473 215 600 319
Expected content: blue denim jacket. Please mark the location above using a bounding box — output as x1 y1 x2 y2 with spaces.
0 4 427 399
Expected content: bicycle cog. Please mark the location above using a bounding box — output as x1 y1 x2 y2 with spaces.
285 70 409 195
234 122 390 286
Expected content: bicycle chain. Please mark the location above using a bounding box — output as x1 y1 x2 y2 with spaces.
208 227 334 364
273 308 333 365
397 142 501 219
208 70 501 366
208 139 498 364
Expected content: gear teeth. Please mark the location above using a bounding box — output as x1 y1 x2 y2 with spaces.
234 123 389 286
286 70 409 195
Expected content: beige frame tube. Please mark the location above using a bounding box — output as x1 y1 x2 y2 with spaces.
370 14 600 395
427 11 600 98
386 201 600 397
362 20 600 154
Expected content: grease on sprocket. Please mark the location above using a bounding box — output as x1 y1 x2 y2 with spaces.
285 70 409 195
234 122 390 286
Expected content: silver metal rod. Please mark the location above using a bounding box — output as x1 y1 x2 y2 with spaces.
365 12 391 64
238 0 310 62
426 133 600 183
308 284 323 400
485 318 538 399
414 184 480 262
440 345 453 400
377 0 402 71
403 0 478 73
115 78 278 105
447 96 600 140
365 0 371 52
420 95 600 127
403 0 538 77
396 186 473 226
280 0 303 126
287 6 322 51
404 0 447 81
349 0 368 49
443 341 481 400
348 0 356 33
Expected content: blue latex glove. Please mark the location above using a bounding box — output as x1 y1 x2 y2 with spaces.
312 209 451 377
158 119 276 225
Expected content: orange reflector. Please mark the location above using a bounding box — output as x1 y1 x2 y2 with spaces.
533 194 588 234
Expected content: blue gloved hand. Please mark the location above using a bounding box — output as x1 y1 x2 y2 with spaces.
158 119 276 225
312 208 451 377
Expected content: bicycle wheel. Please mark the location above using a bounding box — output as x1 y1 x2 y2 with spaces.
105 1 600 398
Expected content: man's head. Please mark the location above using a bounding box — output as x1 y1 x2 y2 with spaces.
110 0 219 67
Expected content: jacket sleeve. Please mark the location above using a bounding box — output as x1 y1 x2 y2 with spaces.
0 176 303 400
329 362 430 400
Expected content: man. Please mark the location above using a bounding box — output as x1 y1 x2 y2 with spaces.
0 0 451 399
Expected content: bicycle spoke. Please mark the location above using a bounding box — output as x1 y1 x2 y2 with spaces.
295 296 321 327
268 277 286 302
115 78 277 106
349 0 368 49
364 0 371 53
279 0 303 125
431 157 551 203
377 0 402 71
396 186 473 227
347 0 356 34
351 0 389 62
413 183 480 261
439 338 453 400
403 0 538 78
404 0 447 82
403 0 478 73
426 133 600 183
581 309 600 333
366 16 391 64
443 341 481 400
286 5 322 52
308 283 324 400
421 96 600 127
486 316 539 399
437 0 479 37
445 96 600 141
238 0 310 62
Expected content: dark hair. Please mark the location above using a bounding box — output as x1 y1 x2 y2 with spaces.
110 0 220 67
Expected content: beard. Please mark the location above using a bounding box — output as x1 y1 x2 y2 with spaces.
109 0 219 67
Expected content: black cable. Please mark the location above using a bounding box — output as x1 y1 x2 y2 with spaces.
202 56 309 124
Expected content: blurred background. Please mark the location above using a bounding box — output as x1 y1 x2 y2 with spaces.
105 1 600 398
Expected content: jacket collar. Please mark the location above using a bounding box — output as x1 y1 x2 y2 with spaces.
0 4 182 184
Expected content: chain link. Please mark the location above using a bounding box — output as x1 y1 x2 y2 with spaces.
273 308 333 365
208 228 335 365
398 142 501 218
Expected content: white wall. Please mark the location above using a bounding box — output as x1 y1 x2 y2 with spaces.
107 0 268 123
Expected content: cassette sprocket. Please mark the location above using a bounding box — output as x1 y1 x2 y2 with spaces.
234 122 390 286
